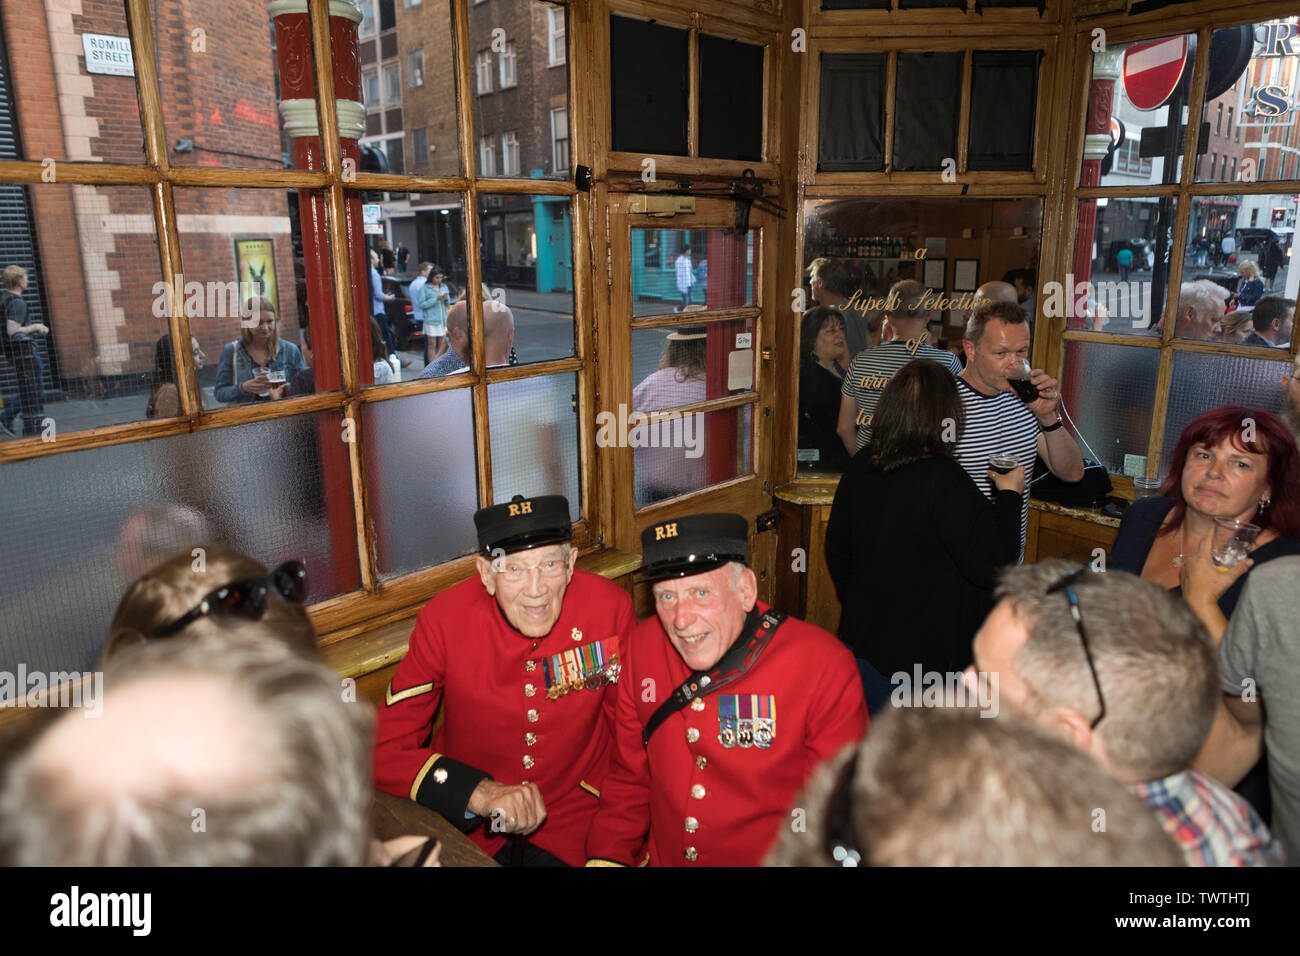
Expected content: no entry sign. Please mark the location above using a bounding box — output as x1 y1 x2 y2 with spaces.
1122 36 1189 111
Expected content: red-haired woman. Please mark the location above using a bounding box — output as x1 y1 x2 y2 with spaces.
1112 405 1300 643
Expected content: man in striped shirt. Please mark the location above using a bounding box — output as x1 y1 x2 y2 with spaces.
836 279 963 455
970 560 1283 866
954 298 1083 560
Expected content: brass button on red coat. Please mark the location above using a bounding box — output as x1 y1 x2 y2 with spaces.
527 709 539 722
525 732 537 746
685 727 700 743
684 816 699 832
524 683 537 697
691 784 706 800
522 755 534 769
695 755 707 770
525 660 537 672
690 698 705 712
684 847 698 862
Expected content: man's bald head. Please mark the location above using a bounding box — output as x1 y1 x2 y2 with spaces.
483 300 515 366
0 630 373 866
973 281 1019 309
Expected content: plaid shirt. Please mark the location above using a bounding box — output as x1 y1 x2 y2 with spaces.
1133 770 1284 867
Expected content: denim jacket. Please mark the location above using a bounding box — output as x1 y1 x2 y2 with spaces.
214 339 306 404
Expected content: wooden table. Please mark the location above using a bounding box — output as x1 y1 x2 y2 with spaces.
371 790 498 867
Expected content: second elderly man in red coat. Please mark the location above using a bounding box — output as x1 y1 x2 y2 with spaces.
586 513 868 866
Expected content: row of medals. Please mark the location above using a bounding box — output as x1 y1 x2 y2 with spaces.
546 659 622 700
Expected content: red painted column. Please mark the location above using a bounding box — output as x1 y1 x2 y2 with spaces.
270 0 372 595
703 229 747 485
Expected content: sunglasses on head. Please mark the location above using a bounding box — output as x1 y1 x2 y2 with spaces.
154 561 309 638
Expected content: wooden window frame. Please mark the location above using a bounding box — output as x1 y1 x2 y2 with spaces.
0 0 596 643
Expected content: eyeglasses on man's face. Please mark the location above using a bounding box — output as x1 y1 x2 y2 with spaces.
493 554 569 583
1045 565 1106 730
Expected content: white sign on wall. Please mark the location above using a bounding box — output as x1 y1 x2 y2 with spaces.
82 34 135 77
363 204 383 235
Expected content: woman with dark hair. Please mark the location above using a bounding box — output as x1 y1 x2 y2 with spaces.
798 306 852 472
146 334 206 418
1112 405 1300 643
826 359 1024 694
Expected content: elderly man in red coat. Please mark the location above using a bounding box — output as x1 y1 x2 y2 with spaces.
374 494 634 866
586 513 868 866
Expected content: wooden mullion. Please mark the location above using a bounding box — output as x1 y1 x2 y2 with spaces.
688 15 699 159
124 0 169 173
475 177 576 195
883 50 896 172
957 49 972 175
631 306 761 330
453 0 492 509
166 168 332 188
483 355 584 385
0 161 156 185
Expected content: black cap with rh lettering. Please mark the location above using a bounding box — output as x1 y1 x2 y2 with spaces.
639 512 749 582
474 494 572 556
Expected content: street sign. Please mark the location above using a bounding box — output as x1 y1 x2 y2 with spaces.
1122 36 1189 111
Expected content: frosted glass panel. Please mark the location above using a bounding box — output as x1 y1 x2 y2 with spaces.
635 404 753 509
1061 341 1160 475
364 389 480 579
488 373 580 519
1159 350 1290 475
0 410 358 679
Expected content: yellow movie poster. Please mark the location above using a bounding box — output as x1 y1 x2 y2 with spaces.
233 238 279 315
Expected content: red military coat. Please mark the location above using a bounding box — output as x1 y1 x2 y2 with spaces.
374 569 635 866
586 602 868 866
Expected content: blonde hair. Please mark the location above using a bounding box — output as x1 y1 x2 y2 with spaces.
240 296 280 359
104 543 318 662
1239 259 1261 279
2 265 26 290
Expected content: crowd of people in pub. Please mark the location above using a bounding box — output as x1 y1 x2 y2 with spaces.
1 261 1298 867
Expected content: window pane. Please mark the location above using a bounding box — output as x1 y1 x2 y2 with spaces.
969 51 1040 171
0 408 359 676
489 372 580 516
1069 197 1177 335
698 34 764 162
471 0 570 179
631 229 756 316
818 53 886 172
363 388 479 579
173 187 338 403
355 0 461 178
631 318 756 409
0 184 166 442
634 404 753 509
1178 191 1295 348
1086 34 1193 187
610 14 687 156
1196 20 1298 185
150 0 304 171
1159 349 1291 475
892 52 962 171
4 1 145 164
1061 340 1160 476
478 193 573 365
359 192 469 383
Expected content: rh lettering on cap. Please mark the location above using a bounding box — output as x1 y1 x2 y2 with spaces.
508 501 534 517
655 522 678 540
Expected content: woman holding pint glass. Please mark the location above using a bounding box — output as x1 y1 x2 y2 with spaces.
1111 405 1300 644
826 360 1024 708
214 297 306 405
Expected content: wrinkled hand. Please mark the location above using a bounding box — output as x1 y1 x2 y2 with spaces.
467 779 546 835
988 464 1026 495
1027 368 1062 421
1180 536 1253 609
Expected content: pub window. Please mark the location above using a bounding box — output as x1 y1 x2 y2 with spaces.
479 135 497 176
0 0 589 679
476 50 492 94
609 15 688 157
499 41 517 89
1063 17 1298 488
698 34 765 162
547 7 566 66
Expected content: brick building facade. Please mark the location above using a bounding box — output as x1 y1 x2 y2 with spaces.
1 0 300 396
